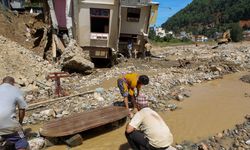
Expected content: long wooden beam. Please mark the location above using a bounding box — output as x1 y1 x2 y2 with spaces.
27 90 95 111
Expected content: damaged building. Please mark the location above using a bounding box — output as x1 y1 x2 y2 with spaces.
1 0 159 67
73 0 120 66
119 0 158 58
51 0 158 62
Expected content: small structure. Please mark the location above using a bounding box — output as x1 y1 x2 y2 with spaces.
46 72 70 97
193 35 208 42
155 27 166 38
0 0 44 13
10 0 25 10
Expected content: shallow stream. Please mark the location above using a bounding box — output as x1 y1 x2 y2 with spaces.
43 72 250 150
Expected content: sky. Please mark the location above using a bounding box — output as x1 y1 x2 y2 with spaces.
155 0 193 26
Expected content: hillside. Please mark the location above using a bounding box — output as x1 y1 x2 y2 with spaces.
0 4 49 56
162 0 250 37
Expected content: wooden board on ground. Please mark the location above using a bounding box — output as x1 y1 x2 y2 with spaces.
40 106 129 137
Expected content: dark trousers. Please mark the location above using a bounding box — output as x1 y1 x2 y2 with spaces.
125 131 149 150
1 131 29 150
125 131 169 150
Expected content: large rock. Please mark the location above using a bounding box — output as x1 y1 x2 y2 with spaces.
60 40 94 73
62 55 94 73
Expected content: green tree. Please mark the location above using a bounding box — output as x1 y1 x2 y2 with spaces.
148 28 156 40
162 0 250 37
230 23 243 42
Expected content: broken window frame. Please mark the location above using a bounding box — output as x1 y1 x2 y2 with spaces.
127 8 141 22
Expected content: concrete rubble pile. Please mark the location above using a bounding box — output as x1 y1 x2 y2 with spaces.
0 36 60 95
59 39 94 73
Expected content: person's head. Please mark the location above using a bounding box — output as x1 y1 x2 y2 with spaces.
138 75 149 85
136 93 148 110
2 76 15 85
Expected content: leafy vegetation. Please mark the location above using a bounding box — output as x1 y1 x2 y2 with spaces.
162 0 250 38
230 23 243 42
149 30 193 46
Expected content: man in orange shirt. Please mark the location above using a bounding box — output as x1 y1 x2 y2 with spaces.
117 73 149 112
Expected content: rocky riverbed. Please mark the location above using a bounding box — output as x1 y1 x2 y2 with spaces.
175 116 250 150
1 35 250 149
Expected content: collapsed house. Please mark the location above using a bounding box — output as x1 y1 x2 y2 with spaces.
1 0 159 66
51 0 158 61
73 0 120 66
119 0 159 58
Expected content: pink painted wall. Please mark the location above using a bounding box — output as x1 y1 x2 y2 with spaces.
54 0 66 28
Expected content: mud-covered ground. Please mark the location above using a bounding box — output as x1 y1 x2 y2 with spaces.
1 5 250 149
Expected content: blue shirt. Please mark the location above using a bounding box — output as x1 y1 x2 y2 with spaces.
0 83 27 135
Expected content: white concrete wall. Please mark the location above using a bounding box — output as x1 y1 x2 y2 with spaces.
76 0 119 49
78 6 91 46
120 6 150 35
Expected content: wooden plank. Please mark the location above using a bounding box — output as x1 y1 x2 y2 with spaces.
40 106 129 137
27 90 95 110
52 34 56 58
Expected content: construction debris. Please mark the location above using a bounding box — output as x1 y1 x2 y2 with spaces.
60 40 94 73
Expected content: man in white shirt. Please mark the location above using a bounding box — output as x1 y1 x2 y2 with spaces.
125 94 174 150
0 76 29 150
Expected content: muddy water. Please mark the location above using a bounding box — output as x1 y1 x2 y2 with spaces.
44 72 250 150
163 72 250 143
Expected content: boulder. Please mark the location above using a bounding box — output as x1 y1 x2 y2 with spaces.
62 55 94 73
60 40 94 73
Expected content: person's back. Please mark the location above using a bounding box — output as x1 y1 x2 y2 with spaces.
0 76 28 150
0 83 25 134
122 73 139 89
134 107 173 148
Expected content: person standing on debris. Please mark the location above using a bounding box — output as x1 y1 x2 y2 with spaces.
127 40 133 58
144 40 152 59
117 73 149 112
0 76 29 150
125 94 174 150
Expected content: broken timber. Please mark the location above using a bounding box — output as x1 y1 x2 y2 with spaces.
27 90 95 110
40 106 129 137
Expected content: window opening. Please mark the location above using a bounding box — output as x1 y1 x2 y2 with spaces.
90 8 110 33
127 8 140 22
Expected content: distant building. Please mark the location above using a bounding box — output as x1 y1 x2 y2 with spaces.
166 31 173 35
10 0 25 10
193 35 208 42
0 0 44 13
155 27 166 38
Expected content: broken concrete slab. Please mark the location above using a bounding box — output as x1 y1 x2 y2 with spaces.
62 55 94 73
60 40 94 73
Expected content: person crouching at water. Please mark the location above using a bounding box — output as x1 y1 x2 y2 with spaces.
117 73 149 115
125 94 175 150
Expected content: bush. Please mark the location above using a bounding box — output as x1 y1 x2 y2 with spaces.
230 23 243 42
